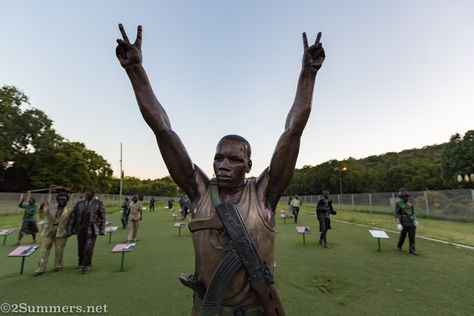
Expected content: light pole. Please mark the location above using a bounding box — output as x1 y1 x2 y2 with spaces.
119 142 124 205
334 166 347 197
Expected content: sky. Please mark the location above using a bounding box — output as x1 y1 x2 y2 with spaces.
1 1 473 180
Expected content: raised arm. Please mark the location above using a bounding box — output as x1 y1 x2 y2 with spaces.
116 24 204 200
262 32 325 208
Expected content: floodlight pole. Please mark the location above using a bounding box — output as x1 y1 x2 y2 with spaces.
119 143 123 205
334 167 345 194
338 169 343 196
334 166 347 205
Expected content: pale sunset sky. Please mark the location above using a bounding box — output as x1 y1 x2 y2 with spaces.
1 1 473 179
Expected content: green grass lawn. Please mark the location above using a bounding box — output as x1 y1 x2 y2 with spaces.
1 203 473 315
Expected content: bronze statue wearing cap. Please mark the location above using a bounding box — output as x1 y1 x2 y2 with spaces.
394 187 418 255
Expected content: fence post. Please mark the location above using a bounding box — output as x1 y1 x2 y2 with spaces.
369 193 373 213
471 190 474 209
424 191 430 218
338 194 341 205
351 194 355 210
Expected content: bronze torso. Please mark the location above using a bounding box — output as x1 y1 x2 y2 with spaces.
69 199 106 236
190 179 275 308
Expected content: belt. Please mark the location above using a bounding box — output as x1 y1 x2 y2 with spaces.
193 294 262 316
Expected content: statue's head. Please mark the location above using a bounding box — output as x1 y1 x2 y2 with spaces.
56 193 70 207
214 135 252 189
398 187 410 202
132 194 139 202
84 188 95 201
322 189 329 198
28 197 36 205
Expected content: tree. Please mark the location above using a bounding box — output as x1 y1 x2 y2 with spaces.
442 130 474 188
0 85 113 192
0 85 63 191
29 142 113 192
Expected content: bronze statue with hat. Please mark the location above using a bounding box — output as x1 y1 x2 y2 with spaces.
394 187 418 255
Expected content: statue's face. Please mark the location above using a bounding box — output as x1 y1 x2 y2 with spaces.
57 196 68 207
84 190 94 201
28 198 35 205
213 139 250 189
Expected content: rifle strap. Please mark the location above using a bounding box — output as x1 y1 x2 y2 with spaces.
210 178 221 206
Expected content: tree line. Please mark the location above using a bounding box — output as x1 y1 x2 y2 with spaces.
108 176 178 197
284 130 474 196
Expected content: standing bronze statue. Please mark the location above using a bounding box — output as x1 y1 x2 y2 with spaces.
67 188 106 274
116 24 325 315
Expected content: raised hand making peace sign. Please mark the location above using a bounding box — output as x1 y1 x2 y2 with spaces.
116 24 143 68
302 32 325 70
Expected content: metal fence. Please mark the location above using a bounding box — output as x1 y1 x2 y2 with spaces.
283 189 474 222
2 189 474 222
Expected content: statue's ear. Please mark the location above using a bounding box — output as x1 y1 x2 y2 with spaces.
246 159 252 173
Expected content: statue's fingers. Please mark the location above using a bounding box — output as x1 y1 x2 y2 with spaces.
119 23 130 43
134 25 142 49
302 32 309 50
315 32 322 44
115 40 126 56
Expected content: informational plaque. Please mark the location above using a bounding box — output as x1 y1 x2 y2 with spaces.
0 229 15 245
369 230 389 239
296 226 311 234
8 245 39 274
111 243 136 272
111 243 136 253
368 229 390 251
105 226 119 233
105 226 119 244
9 245 39 257
174 222 186 237
0 229 15 235
296 226 311 245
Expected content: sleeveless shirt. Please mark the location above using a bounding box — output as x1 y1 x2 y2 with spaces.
189 179 275 308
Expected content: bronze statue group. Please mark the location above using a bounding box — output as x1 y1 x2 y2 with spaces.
15 188 107 276
289 188 418 253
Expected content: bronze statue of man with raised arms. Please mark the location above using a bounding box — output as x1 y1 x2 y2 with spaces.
116 24 325 316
